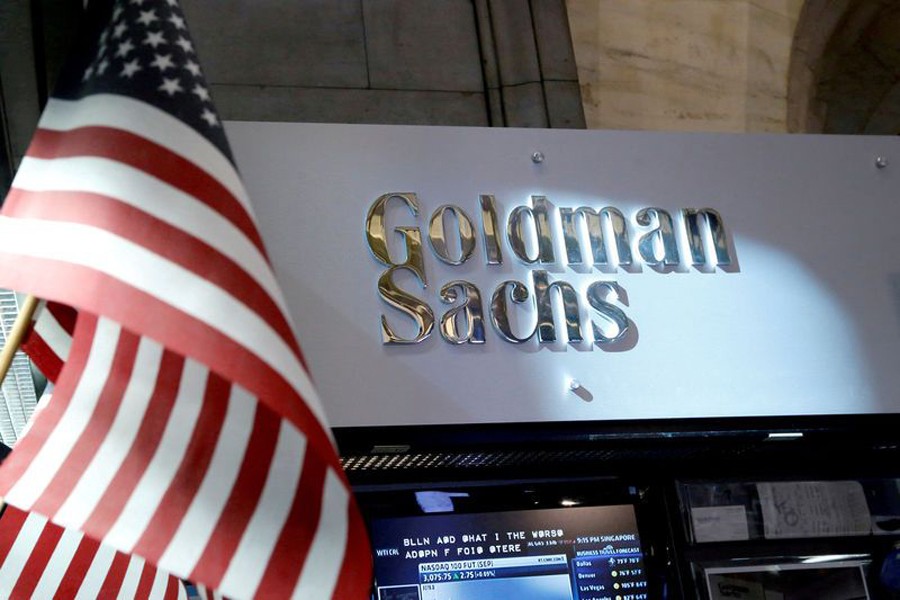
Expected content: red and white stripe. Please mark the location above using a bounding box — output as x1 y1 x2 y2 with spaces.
0 505 187 599
0 93 371 598
21 300 76 383
196 583 227 600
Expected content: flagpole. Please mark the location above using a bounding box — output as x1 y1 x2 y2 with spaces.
0 294 39 384
0 294 35 512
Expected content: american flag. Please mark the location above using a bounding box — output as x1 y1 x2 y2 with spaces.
20 301 76 383
0 0 372 598
0 504 188 599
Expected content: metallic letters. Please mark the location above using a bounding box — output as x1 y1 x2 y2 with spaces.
377 267 434 344
532 270 583 343
636 207 679 267
490 281 535 343
367 192 433 344
366 193 737 347
439 281 486 344
479 194 503 265
586 281 629 344
507 195 555 264
366 192 428 281
682 208 733 267
428 205 476 266
560 206 633 267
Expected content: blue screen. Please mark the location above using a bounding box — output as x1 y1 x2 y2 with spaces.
370 504 649 600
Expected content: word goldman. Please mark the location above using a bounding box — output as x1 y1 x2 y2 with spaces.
365 193 734 346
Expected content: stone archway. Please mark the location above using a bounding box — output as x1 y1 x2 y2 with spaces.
789 0 900 134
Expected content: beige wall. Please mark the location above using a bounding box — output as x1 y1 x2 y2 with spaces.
567 0 804 132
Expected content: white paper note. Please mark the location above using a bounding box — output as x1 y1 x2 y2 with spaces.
691 505 750 543
757 481 871 539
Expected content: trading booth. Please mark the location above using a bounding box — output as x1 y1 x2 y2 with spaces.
230 122 900 599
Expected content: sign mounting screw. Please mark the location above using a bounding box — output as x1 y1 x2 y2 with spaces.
876 156 889 169
568 379 594 402
532 151 545 164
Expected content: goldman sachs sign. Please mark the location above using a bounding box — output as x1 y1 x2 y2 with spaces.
365 193 734 347
231 122 900 425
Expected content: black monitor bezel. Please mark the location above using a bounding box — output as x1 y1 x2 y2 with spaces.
355 476 670 599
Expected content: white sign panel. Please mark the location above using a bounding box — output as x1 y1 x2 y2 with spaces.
226 122 900 427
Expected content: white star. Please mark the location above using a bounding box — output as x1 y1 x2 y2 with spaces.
166 0 178 5
116 39 135 57
137 9 158 26
99 29 110 44
200 108 219 126
184 59 201 76
113 6 124 19
113 22 128 38
175 36 193 53
82 65 94 81
159 77 183 96
192 84 210 102
169 14 186 29
150 53 175 72
96 58 110 75
121 58 142 78
144 31 166 48
129 0 145 5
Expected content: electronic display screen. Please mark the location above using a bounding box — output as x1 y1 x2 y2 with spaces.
369 504 649 600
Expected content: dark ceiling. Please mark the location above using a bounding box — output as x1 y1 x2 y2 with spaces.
818 1 900 134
